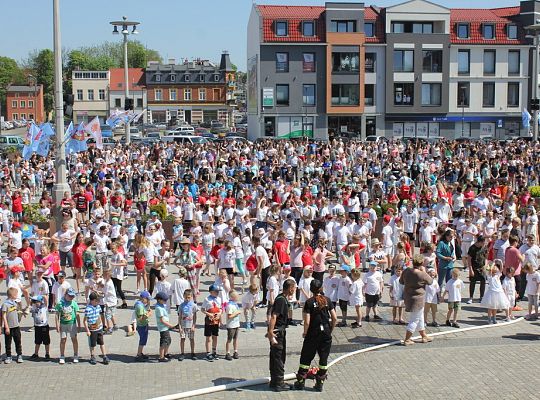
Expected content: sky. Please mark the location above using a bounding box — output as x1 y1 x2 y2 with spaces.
1 0 520 70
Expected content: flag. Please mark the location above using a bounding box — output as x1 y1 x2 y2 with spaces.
71 122 88 153
63 121 74 144
131 109 146 124
522 108 532 128
40 122 55 139
84 116 102 149
21 124 38 160
106 109 129 128
36 138 50 157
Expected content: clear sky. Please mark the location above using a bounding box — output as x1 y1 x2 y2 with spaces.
1 0 520 70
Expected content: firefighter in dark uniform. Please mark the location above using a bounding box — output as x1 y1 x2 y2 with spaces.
293 279 337 392
267 278 296 392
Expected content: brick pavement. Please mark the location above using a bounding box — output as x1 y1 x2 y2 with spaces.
0 268 538 400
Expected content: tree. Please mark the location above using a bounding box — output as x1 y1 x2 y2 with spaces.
33 49 55 116
0 56 25 110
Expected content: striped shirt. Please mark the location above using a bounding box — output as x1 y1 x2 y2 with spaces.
84 304 102 331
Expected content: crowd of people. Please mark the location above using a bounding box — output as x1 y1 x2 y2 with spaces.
0 136 539 391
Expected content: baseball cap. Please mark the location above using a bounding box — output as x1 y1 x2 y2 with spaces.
11 266 22 273
57 271 66 278
151 211 158 216
369 261 378 267
155 291 169 301
30 295 44 303
209 284 219 293
66 288 76 297
139 290 152 300
12 222 21 228
383 215 391 223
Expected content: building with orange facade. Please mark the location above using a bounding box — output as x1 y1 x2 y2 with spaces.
6 84 45 123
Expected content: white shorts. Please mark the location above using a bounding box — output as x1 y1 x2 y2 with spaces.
384 246 394 257
461 241 473 256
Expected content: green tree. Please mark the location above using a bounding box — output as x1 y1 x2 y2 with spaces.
0 56 25 110
33 49 55 116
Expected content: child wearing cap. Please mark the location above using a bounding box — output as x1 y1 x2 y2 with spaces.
2 287 24 363
134 291 152 361
202 284 222 361
31 268 50 307
363 261 384 322
55 288 80 364
83 292 110 365
29 295 50 360
155 291 175 362
178 288 198 361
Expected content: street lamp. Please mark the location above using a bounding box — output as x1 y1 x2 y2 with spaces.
526 22 540 141
110 16 140 144
27 74 37 123
52 0 70 224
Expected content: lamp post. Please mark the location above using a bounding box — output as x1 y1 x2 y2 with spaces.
28 74 37 123
110 16 140 145
526 23 540 141
52 0 70 223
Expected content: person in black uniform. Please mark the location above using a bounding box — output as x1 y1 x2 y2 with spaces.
267 278 296 392
293 279 337 392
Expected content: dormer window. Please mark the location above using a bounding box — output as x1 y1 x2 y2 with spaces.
507 24 518 40
199 74 205 82
184 74 190 82
214 74 220 82
365 22 375 37
170 74 176 82
275 21 288 36
302 21 315 36
483 23 495 40
155 74 161 82
457 23 469 39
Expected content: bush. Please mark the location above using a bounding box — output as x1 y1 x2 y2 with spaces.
529 186 540 198
23 204 50 223
149 203 168 220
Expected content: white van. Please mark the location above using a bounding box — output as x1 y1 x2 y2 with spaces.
164 126 195 135
161 134 208 145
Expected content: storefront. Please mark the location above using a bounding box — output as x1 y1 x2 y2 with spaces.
328 116 362 138
263 115 315 138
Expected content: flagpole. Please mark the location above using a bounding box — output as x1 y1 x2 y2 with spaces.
52 0 70 227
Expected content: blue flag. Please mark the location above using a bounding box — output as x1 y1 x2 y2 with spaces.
36 138 50 157
522 108 531 128
67 122 88 154
22 123 40 159
40 122 55 139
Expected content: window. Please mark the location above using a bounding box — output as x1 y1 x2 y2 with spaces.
170 74 176 82
199 88 206 101
276 52 289 72
332 52 360 73
155 89 162 101
184 88 192 101
77 89 83 101
20 113 26 119
457 23 469 39
508 50 520 75
483 24 495 40
303 53 316 72
155 74 161 82
507 83 519 107
302 21 315 36
392 21 433 33
275 21 288 36
421 83 441 106
199 74 205 82
365 84 375 106
214 74 220 82
170 89 177 101
422 50 442 72
115 98 121 107
87 90 94 101
394 83 414 106
28 100 34 108
276 84 289 106
365 22 375 37
264 117 276 137
458 50 470 75
185 74 190 82
331 84 359 106
98 89 105 100
483 50 496 75
393 50 414 72
330 20 357 33
365 53 376 73
12 113 18 120
507 24 518 40
213 88 220 99
137 98 143 108
11 100 17 108
28 114 34 120
302 84 316 106
20 100 26 108
483 82 495 107
457 83 470 107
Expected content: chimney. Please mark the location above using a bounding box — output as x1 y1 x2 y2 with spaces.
219 50 234 72
168 58 176 65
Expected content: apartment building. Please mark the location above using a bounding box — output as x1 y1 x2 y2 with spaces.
248 0 538 139
72 71 110 124
6 84 45 123
108 68 147 123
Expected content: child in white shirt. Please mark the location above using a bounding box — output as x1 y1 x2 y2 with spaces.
102 269 118 333
424 268 440 326
336 267 352 327
266 266 280 325
524 263 540 320
362 261 384 321
502 268 517 320
349 268 364 328
154 269 172 312
241 284 258 331
443 268 463 328
297 267 314 307
322 265 339 305
389 266 405 324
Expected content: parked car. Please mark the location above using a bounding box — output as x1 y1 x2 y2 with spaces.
87 137 117 147
161 134 208 145
145 131 161 140
164 126 195 135
100 125 113 138
153 122 167 130
0 135 25 151
142 124 160 134
365 135 388 144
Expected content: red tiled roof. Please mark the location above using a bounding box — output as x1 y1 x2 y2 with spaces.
450 8 526 45
258 5 325 42
109 68 145 91
365 6 385 44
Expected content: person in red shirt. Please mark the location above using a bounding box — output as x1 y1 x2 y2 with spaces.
11 191 23 221
18 239 36 283
274 231 290 268
72 187 91 222
71 232 86 294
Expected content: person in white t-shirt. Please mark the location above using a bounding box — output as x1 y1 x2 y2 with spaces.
336 266 352 327
102 269 118 333
443 268 463 328
362 261 384 322
460 219 478 272
171 267 190 307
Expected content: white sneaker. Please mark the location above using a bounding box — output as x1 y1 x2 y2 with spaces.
59 357 65 365
17 355 23 363
466 299 473 304
73 356 79 363
4 357 12 364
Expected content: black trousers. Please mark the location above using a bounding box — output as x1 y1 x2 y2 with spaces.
291 268 303 301
517 271 527 300
148 268 161 295
469 273 486 299
261 267 270 304
312 271 324 283
112 277 126 301
5 326 22 357
299 331 332 369
269 330 287 386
